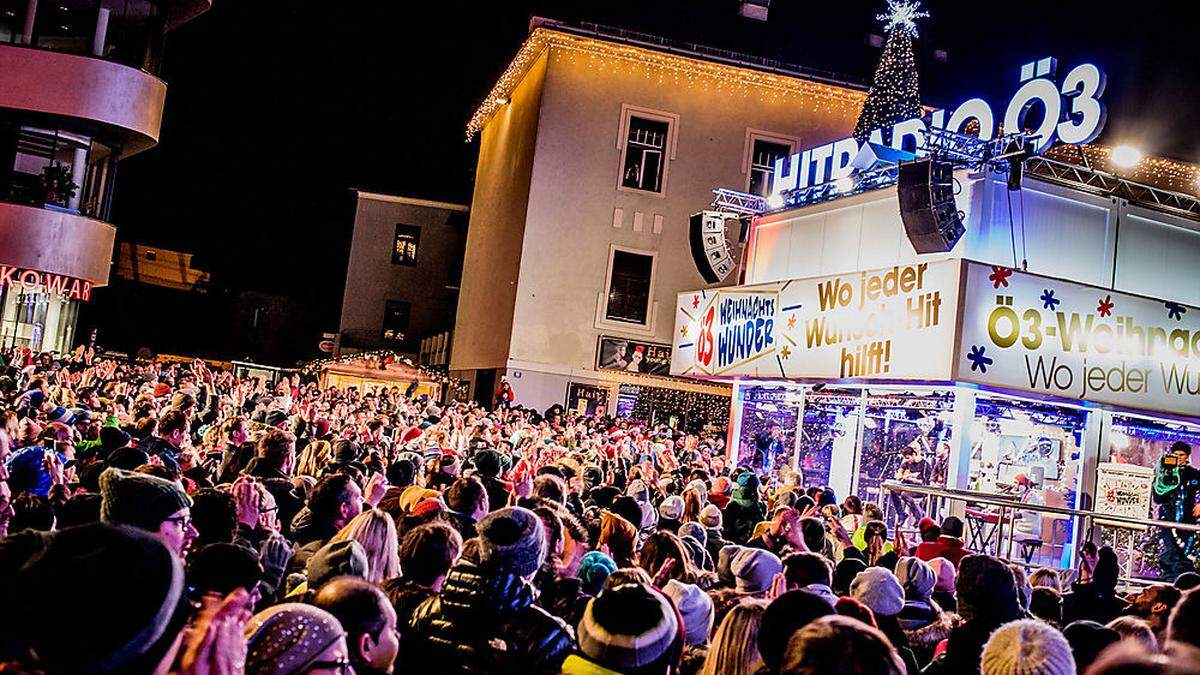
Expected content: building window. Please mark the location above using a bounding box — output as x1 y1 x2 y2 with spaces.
381 300 411 345
617 107 677 195
605 248 655 325
746 135 795 196
392 225 420 265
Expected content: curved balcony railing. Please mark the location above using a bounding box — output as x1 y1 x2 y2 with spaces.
0 0 166 74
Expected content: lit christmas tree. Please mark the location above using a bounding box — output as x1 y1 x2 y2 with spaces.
853 0 928 143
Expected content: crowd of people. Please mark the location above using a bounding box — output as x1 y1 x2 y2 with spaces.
3 346 1200 674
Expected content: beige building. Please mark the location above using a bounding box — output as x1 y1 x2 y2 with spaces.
451 19 865 423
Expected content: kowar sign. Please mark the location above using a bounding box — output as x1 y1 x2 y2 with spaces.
772 58 1107 194
958 262 1200 418
673 260 960 380
0 265 93 301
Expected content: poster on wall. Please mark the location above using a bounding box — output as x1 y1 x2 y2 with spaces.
1094 462 1155 528
670 260 960 381
567 382 610 416
957 261 1200 418
597 336 672 375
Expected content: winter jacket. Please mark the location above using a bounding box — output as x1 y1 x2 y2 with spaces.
704 527 728 566
380 577 436 629
1062 581 1129 625
408 558 573 674
898 602 959 668
914 536 971 567
722 499 766 545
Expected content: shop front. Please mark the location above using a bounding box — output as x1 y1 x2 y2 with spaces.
0 265 94 353
672 258 1200 577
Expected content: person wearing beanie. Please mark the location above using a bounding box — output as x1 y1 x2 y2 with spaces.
245 603 351 675
578 550 618 596
731 547 783 594
106 445 151 471
981 619 1076 675
679 521 713 572
472 448 510 512
849 566 917 671
99 467 195 558
3 523 191 674
723 472 766 545
658 494 685 532
833 557 868 596
599 509 639 568
708 476 733 509
781 615 905 675
304 539 369 593
894 556 957 665
407 505 573 673
664 578 715 647
757 589 833 673
573 583 683 675
699 503 728 565
927 556 958 612
926 554 1023 675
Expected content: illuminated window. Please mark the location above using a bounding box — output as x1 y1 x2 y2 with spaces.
381 300 410 345
605 248 655 325
748 137 793 196
391 224 420 266
617 106 677 195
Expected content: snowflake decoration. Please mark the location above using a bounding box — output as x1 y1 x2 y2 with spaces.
1166 302 1187 321
1040 289 1061 311
989 266 1013 289
691 295 700 309
878 0 929 36
966 345 994 373
781 345 792 359
1097 294 1114 318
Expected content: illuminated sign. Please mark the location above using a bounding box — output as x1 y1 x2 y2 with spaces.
0 266 92 301
773 58 1107 194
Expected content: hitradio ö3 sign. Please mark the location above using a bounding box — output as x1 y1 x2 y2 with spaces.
672 260 960 380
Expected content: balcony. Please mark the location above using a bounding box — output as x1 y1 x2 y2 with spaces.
0 201 116 285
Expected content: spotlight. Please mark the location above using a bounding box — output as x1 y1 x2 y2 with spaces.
766 193 785 209
493 97 509 105
1110 145 1143 169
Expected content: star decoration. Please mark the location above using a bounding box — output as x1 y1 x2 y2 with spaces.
691 295 700 309
680 325 688 337
787 315 796 330
966 345 994 373
1167 302 1187 321
989 266 1013 289
1040 289 1060 311
1097 294 1114 318
781 346 792 359
878 0 929 36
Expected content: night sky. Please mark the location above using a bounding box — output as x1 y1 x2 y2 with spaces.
111 0 1199 332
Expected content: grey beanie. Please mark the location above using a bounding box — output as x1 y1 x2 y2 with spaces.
477 506 546 577
679 521 707 546
699 504 723 529
895 556 937 601
99 467 191 532
731 547 783 594
850 567 905 617
305 540 368 590
658 495 685 521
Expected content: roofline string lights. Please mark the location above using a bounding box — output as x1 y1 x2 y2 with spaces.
466 28 868 141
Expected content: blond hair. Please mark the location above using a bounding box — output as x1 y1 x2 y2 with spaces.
329 509 400 583
295 440 332 478
700 598 768 675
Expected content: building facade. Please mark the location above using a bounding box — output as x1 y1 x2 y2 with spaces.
337 191 467 357
0 0 210 353
451 19 866 423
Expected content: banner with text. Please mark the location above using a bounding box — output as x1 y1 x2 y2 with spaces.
670 260 960 380
957 262 1200 418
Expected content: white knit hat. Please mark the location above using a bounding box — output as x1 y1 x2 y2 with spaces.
700 504 723 529
981 619 1075 675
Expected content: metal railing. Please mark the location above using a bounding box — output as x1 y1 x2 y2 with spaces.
881 480 1200 579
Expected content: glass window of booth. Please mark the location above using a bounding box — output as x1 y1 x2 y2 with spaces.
796 388 862 491
735 384 803 473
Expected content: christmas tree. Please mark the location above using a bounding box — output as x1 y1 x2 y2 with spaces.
853 0 928 143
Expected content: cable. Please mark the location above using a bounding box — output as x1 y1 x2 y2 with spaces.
1018 186 1028 271
1006 180 1019 269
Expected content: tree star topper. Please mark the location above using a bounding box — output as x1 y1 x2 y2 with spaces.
878 0 928 35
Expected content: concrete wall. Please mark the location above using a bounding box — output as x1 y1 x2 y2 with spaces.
450 53 549 373
338 194 466 355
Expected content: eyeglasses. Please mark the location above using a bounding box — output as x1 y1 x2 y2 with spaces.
163 515 193 530
303 657 352 674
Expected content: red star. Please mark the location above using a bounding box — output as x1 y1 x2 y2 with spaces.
1097 294 1114 317
692 295 700 309
989 266 1013 289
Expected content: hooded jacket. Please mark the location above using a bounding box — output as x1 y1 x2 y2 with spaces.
408 558 573 673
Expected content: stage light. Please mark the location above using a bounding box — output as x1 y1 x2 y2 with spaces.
493 97 509 105
766 193 785 209
1110 145 1143 168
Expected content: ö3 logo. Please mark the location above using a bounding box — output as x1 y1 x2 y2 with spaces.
696 291 778 374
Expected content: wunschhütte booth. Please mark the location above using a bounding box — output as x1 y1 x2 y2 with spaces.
671 57 1200 579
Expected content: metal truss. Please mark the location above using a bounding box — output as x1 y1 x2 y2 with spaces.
1025 156 1200 219
711 188 767 215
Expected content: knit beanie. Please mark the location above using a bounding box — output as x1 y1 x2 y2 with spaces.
832 557 868 596
577 584 680 670
578 551 618 595
731 547 783 594
758 590 834 672
659 495 685 521
981 619 1076 675
928 556 957 594
717 544 742 586
850 567 905 617
106 446 150 471
10 523 186 674
700 504 723 528
732 472 760 504
99 467 192 532
663 579 714 647
332 439 361 464
245 603 347 675
957 554 1021 622
679 521 707 546
305 540 368 590
99 426 132 455
477 506 546 577
473 449 501 477
895 556 937 601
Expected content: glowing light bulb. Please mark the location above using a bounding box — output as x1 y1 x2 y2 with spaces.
1110 145 1143 168
766 193 785 209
